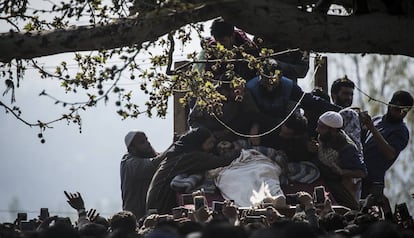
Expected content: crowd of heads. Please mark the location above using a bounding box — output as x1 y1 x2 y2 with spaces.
1 190 413 238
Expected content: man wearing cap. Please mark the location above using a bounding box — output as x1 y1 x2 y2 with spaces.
314 111 367 210
359 90 413 217
120 130 164 220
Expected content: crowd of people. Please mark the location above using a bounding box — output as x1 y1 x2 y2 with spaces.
1 190 413 237
1 18 414 238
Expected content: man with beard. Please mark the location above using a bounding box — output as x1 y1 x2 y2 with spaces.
360 90 413 217
120 130 165 220
331 77 362 151
331 77 364 200
331 76 355 108
315 111 367 210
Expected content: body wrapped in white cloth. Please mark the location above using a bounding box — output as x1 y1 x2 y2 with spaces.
215 149 284 207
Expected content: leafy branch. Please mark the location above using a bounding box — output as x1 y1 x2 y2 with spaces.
1 0 310 142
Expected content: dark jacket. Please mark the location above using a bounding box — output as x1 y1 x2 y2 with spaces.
146 128 240 214
120 153 164 220
146 150 239 214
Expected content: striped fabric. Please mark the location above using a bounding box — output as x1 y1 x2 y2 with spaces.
171 140 320 194
170 174 204 193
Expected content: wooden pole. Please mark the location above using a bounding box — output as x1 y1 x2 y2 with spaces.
314 55 328 93
173 61 190 141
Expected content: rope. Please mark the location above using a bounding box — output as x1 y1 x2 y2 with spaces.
205 52 413 139
212 91 306 138
354 84 413 111
211 62 322 138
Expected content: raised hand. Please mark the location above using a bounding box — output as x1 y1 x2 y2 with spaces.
87 209 100 222
359 111 374 130
297 191 313 208
319 198 334 217
193 206 211 223
222 200 238 220
36 216 58 231
64 191 85 210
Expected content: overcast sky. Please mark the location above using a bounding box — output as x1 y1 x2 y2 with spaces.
0 68 175 221
0 7 199 221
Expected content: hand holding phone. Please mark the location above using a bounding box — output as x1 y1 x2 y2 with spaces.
193 196 206 210
17 212 27 221
313 186 326 205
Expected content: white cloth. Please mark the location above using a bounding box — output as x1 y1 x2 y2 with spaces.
339 108 363 153
215 149 283 207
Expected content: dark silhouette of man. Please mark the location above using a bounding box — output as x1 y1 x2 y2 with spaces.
120 131 164 220
360 90 413 218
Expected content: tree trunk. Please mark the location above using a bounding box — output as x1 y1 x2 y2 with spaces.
1 0 414 62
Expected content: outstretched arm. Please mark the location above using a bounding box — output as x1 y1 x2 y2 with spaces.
359 112 397 161
64 191 90 228
297 191 319 228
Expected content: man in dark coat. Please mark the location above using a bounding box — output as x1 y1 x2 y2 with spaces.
120 131 164 220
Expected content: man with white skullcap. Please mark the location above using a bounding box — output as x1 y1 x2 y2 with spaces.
120 130 164 221
314 111 367 210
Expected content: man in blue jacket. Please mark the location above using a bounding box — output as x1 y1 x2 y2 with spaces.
360 90 413 217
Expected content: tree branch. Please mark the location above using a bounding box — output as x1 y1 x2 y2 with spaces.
1 0 414 62
0 4 220 62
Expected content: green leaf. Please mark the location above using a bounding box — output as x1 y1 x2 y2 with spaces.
23 23 35 32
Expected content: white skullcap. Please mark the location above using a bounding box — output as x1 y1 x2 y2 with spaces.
124 130 141 147
319 111 343 128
